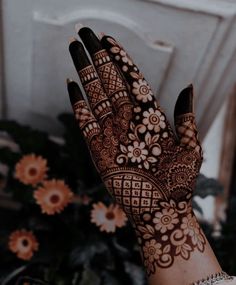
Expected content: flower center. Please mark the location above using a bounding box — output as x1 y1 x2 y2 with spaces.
148 246 156 255
188 220 195 228
185 156 192 163
28 167 37 176
139 85 149 95
50 194 60 204
149 114 160 125
106 211 115 220
22 238 29 247
177 173 187 182
161 215 172 225
133 147 142 157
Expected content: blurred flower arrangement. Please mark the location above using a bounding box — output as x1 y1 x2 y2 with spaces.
0 113 234 285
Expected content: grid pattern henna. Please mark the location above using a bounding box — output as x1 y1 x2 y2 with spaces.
175 114 202 154
93 49 130 108
104 171 165 222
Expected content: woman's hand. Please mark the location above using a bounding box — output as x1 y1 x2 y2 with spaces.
67 27 218 281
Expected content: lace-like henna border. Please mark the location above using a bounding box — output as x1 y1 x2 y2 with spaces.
190 271 233 285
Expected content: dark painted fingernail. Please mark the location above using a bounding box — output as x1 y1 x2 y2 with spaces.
75 23 84 34
66 78 73 84
98 32 105 40
68 37 77 44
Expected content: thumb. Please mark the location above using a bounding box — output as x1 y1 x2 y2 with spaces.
174 84 202 157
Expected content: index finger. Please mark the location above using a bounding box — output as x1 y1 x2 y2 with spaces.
101 35 157 110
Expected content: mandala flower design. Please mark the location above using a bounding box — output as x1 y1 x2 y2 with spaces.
168 165 194 191
15 154 48 185
143 239 162 274
181 214 205 251
34 179 74 215
153 208 179 233
127 141 148 163
177 150 201 172
143 108 166 133
91 202 127 233
8 229 39 260
132 79 153 103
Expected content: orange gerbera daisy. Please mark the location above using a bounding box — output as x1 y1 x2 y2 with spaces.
8 229 39 260
91 202 128 233
15 154 48 185
34 179 74 215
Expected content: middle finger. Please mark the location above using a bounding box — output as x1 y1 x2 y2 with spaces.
78 27 132 112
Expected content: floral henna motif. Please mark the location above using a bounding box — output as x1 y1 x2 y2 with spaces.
68 30 204 276
135 200 206 274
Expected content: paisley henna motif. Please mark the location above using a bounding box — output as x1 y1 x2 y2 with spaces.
68 28 204 276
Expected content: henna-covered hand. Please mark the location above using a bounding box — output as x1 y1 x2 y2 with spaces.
67 27 204 275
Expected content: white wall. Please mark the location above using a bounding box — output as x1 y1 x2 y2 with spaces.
194 102 226 222
201 102 226 179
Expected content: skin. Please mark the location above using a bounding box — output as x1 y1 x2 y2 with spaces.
67 27 235 285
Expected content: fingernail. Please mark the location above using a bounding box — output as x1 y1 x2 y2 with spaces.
75 23 84 34
68 37 77 44
66 78 74 84
187 83 193 89
98 32 105 39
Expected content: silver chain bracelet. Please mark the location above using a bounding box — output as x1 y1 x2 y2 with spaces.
191 271 234 285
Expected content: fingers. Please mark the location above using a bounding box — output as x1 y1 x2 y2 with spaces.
101 35 156 110
100 34 177 142
69 40 112 121
77 27 132 111
174 84 203 157
67 79 101 143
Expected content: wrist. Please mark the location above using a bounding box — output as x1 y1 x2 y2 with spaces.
133 199 206 275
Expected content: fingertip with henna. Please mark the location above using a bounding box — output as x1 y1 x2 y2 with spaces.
67 80 84 106
75 23 84 34
69 40 91 71
174 84 194 117
78 27 102 55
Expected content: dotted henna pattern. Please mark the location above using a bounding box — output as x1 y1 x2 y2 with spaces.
69 31 205 276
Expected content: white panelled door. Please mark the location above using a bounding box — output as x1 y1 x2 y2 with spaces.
2 0 236 137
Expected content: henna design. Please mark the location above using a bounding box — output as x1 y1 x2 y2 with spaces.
79 66 113 120
135 200 206 274
68 29 205 276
